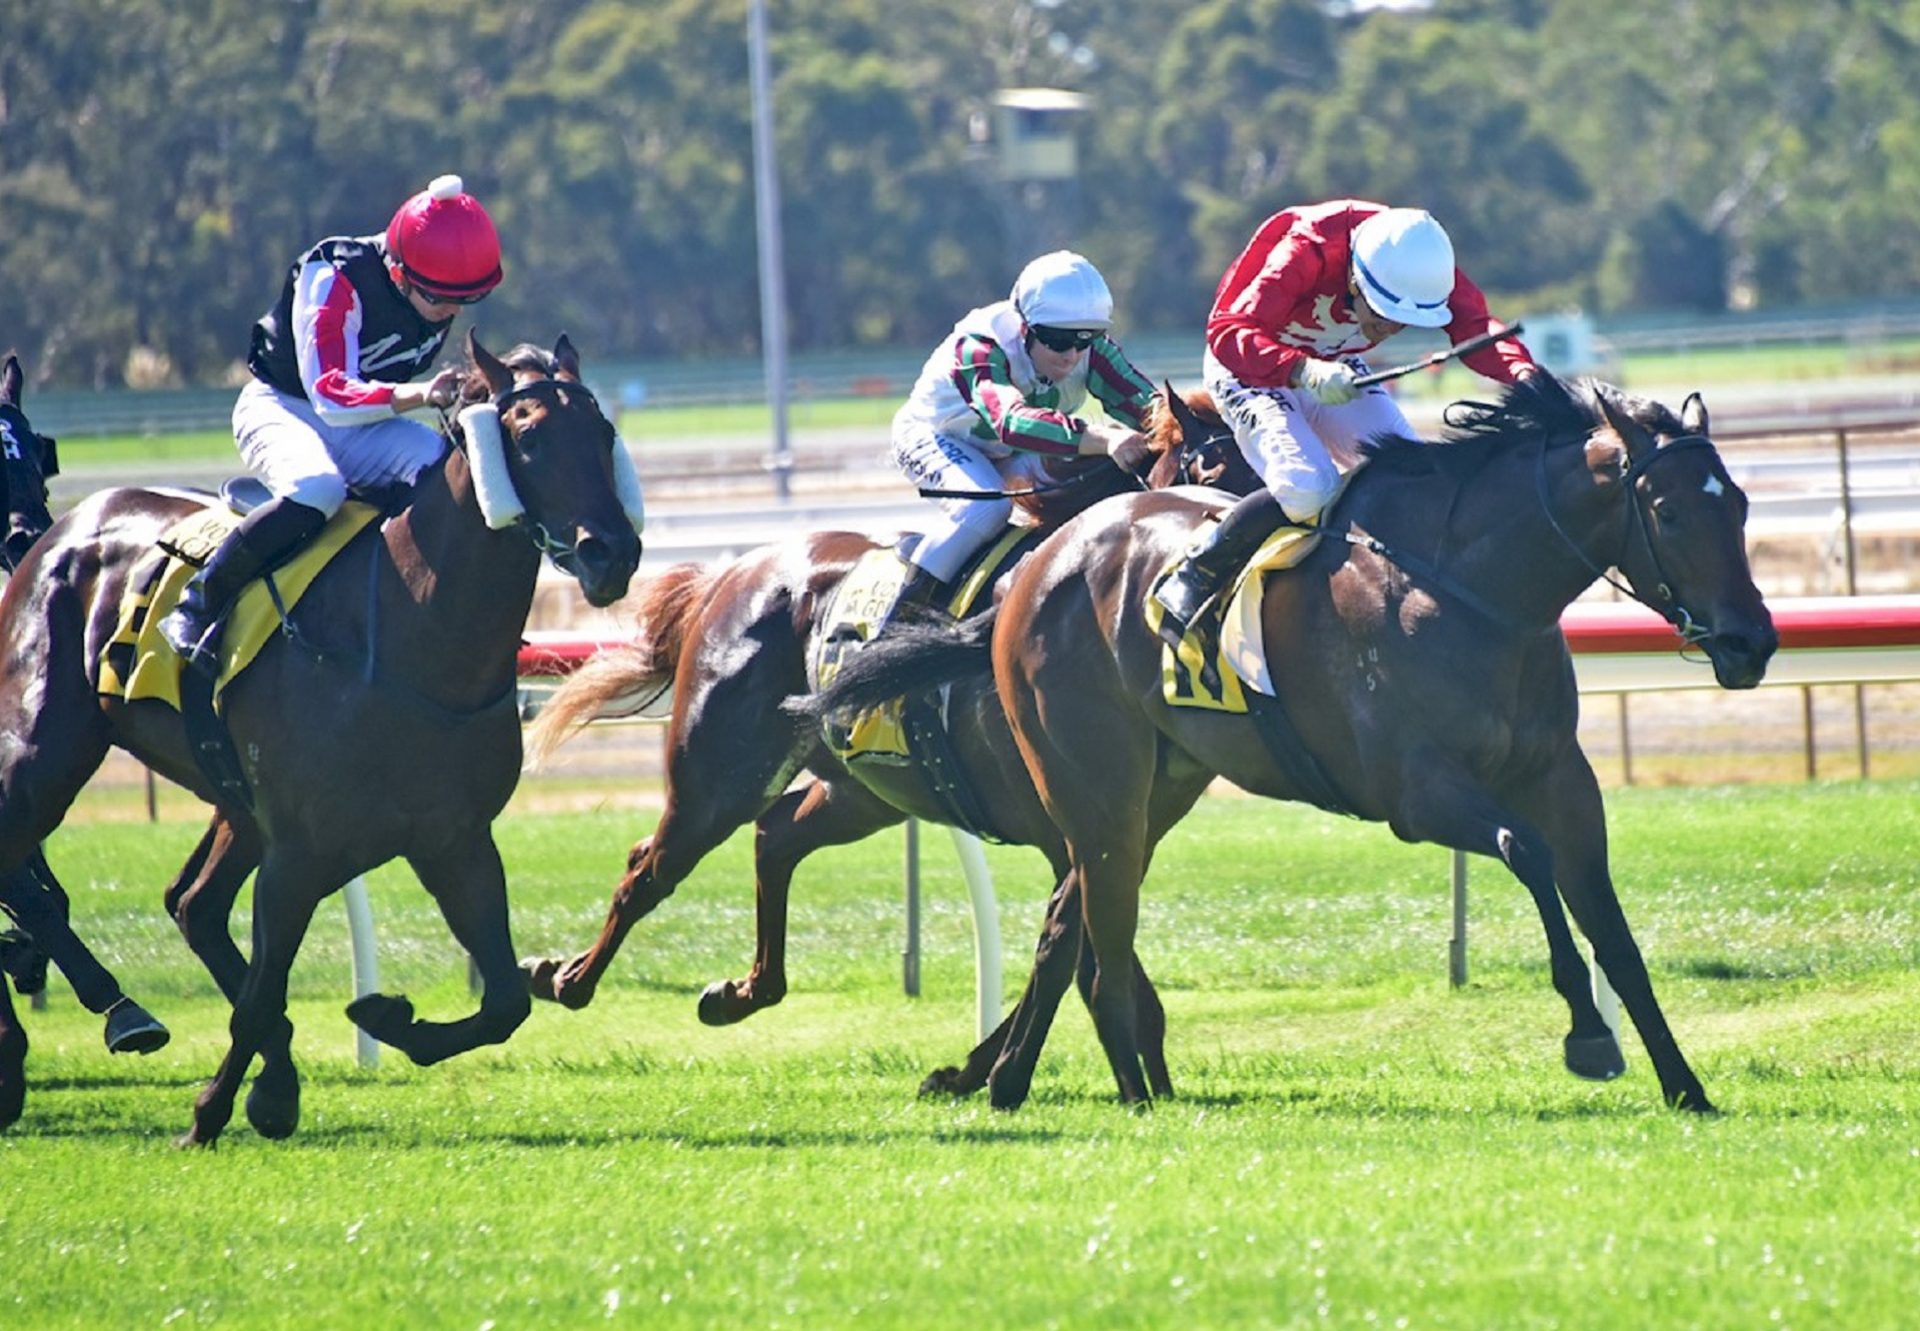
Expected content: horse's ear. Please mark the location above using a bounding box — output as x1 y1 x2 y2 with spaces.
468 331 513 399
1164 381 1207 445
1 355 21 407
552 333 581 382
1680 391 1709 437
1594 385 1654 461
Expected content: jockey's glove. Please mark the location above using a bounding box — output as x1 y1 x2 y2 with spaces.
1296 358 1360 406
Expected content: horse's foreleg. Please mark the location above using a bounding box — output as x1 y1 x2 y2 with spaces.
927 868 1083 1100
1522 754 1713 1113
181 852 324 1148
2 851 170 1053
0 976 24 1131
1394 765 1624 1089
700 778 902 1027
166 815 297 1136
350 836 530 1068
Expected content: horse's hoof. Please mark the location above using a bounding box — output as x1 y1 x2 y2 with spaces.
697 980 764 1027
1670 1086 1720 1116
917 1066 977 1099
521 956 564 1002
986 1074 1032 1112
104 1000 171 1055
1564 1032 1627 1081
346 992 415 1044
174 1125 219 1150
245 1086 300 1140
0 1085 22 1133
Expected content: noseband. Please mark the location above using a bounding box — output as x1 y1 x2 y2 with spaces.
1536 431 1720 646
458 375 608 569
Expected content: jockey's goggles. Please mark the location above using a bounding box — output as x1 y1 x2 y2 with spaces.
1028 324 1100 353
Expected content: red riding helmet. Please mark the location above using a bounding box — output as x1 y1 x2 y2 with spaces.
385 174 503 303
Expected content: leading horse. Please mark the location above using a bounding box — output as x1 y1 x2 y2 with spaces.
519 395 1237 1095
0 333 640 1144
803 373 1778 1111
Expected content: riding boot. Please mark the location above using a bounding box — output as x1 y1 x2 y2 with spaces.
1152 488 1290 651
159 495 328 676
881 563 947 634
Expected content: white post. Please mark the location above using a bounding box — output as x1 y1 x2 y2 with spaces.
946 829 1002 1042
343 876 380 1069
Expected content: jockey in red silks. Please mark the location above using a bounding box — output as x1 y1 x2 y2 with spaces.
885 250 1159 626
1153 200 1537 648
160 174 504 673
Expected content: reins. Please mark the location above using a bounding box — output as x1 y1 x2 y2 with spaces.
1531 431 1718 647
1339 407 1721 649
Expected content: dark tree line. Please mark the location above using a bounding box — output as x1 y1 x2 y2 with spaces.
2 0 1916 386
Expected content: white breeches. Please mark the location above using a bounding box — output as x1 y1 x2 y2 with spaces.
232 379 447 517
889 424 1049 582
1201 351 1414 525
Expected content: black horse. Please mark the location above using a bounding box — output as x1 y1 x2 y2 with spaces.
1 354 170 1131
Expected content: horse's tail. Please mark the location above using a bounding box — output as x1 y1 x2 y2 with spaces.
785 606 1000 727
524 562 715 769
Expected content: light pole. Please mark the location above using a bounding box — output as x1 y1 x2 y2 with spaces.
747 0 793 500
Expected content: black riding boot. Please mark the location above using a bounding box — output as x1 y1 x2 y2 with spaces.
1152 488 1290 650
882 563 947 634
159 495 328 674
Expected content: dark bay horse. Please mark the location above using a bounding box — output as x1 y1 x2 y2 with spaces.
804 373 1778 1112
1 354 174 1131
0 334 639 1144
520 395 1232 1094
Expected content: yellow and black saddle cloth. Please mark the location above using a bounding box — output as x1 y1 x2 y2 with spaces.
97 500 381 711
809 526 1037 839
1143 523 1326 714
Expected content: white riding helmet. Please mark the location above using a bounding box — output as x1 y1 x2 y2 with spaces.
1350 209 1455 328
1011 251 1113 330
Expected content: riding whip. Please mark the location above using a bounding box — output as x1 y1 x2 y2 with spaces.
1352 322 1526 388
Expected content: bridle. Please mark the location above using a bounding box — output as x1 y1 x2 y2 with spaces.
444 374 610 571
1533 428 1720 647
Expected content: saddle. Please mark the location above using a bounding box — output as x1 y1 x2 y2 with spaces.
97 497 381 711
810 526 1038 840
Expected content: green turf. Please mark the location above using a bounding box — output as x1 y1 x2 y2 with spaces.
3 782 1916 1328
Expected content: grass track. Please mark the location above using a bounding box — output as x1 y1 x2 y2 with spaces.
3 783 1918 1328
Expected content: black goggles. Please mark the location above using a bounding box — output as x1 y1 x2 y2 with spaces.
1028 325 1100 353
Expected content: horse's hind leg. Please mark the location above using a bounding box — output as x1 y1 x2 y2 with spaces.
165 815 297 1136
698 777 903 1027
350 834 531 1067
1519 753 1713 1113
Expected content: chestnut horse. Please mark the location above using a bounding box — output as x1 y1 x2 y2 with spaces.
0 334 639 1144
802 373 1778 1112
521 393 1235 1095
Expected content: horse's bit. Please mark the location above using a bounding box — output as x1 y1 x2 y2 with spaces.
1534 429 1720 647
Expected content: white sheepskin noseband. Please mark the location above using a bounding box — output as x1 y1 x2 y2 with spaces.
611 437 645 535
459 402 525 530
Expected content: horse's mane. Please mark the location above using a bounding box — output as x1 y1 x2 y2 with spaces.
1358 373 1680 483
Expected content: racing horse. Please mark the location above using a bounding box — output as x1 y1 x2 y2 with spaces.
0 354 173 1131
0 333 640 1144
802 373 1778 1111
519 392 1239 1096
